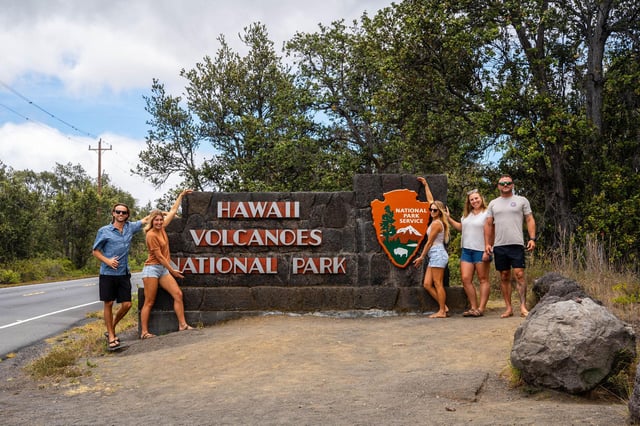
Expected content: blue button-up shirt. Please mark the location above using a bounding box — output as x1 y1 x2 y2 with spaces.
92 221 143 275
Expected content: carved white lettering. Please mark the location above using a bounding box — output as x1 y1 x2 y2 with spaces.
190 229 323 247
292 257 347 274
176 257 278 274
216 201 301 218
189 230 206 246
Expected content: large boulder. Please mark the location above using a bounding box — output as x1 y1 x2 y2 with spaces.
511 273 636 394
531 272 593 306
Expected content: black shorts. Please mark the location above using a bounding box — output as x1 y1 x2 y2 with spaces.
493 245 526 271
99 274 132 303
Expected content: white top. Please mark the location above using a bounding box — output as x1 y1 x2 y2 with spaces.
486 195 532 247
427 219 445 247
461 210 488 251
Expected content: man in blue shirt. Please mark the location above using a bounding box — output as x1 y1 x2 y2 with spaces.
92 203 151 349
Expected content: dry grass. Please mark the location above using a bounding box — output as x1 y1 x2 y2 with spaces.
529 235 640 325
25 299 138 380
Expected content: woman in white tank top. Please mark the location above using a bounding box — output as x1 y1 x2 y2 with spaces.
445 189 492 317
413 197 450 319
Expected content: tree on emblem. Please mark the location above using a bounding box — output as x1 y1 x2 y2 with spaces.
381 205 396 242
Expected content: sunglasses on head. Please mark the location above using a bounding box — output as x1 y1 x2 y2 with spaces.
114 210 129 215
498 181 513 186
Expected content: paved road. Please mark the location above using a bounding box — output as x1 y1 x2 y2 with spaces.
0 273 142 357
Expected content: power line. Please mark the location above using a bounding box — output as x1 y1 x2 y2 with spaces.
0 79 98 139
1 79 118 197
0 102 31 121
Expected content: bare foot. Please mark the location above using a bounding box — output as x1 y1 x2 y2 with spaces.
179 324 194 331
428 312 447 319
500 310 513 318
520 310 529 317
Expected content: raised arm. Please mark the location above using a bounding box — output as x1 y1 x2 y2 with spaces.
417 177 434 204
163 189 193 228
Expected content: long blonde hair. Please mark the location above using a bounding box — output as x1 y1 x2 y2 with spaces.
143 209 164 233
431 200 450 244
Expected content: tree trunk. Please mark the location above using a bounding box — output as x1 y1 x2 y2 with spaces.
583 0 612 134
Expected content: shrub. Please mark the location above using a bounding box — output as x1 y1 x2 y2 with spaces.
0 268 21 284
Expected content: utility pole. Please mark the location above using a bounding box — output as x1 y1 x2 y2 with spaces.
89 138 112 196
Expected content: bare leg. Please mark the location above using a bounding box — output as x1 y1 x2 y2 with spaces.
159 274 192 330
428 267 447 318
513 268 529 316
140 277 159 338
422 267 437 300
476 261 491 314
460 261 478 312
499 270 513 318
113 301 131 330
103 301 116 342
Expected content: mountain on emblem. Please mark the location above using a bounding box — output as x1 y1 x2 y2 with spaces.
370 189 430 268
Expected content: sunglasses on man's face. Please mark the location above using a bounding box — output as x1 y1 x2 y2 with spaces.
114 210 129 215
498 181 513 186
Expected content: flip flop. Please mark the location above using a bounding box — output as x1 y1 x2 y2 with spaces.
108 339 120 350
140 332 156 339
104 332 120 344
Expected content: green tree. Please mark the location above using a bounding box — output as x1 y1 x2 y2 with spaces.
134 79 208 192
286 0 489 192
469 0 639 254
0 164 44 261
137 23 341 192
381 205 396 243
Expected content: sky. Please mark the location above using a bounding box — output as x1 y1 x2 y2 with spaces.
0 0 393 206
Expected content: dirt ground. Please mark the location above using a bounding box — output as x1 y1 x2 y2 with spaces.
0 307 630 426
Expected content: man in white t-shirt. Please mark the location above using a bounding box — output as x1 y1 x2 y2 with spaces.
484 175 536 318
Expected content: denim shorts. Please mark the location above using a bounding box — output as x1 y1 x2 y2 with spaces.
461 248 485 264
427 245 449 268
141 264 170 279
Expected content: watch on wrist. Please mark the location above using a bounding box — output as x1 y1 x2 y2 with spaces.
529 237 537 241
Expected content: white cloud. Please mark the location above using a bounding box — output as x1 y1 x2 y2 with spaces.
0 0 393 205
1 0 391 92
0 122 180 206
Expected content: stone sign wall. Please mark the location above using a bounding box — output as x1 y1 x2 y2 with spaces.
142 174 466 333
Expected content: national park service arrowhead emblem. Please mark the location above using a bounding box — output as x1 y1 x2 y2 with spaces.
370 189 429 268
